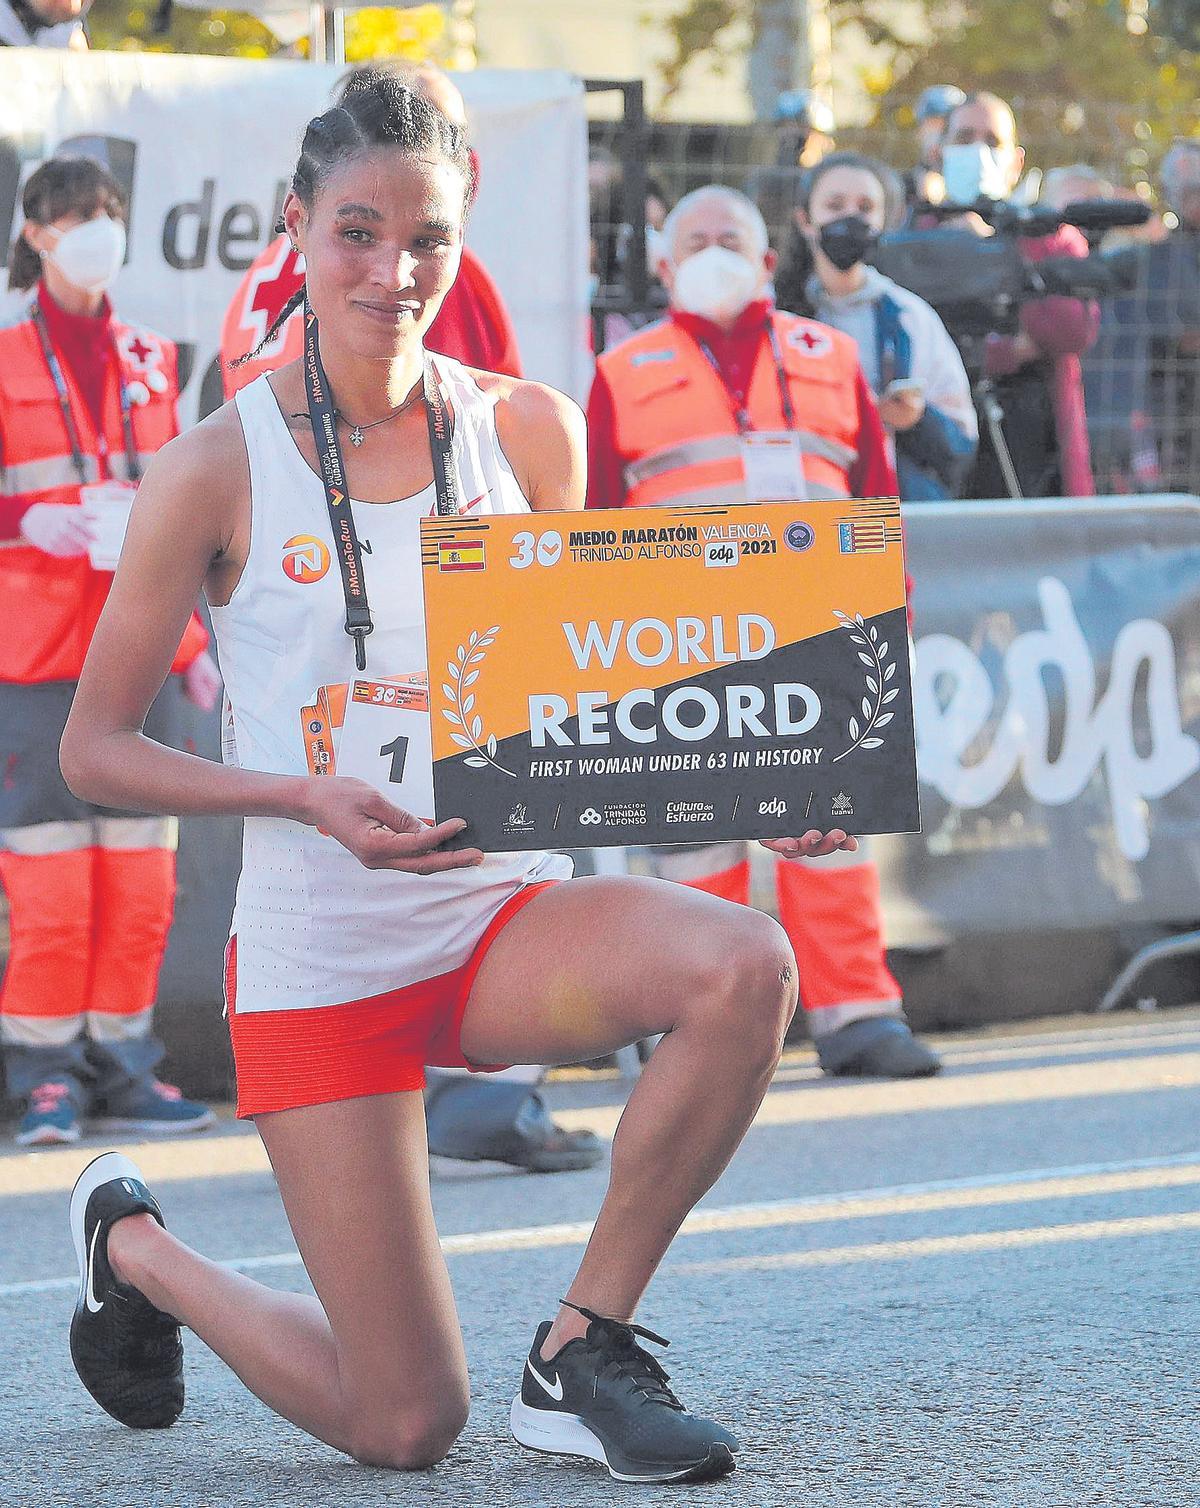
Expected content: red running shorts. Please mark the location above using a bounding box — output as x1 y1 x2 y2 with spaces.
224 880 558 1117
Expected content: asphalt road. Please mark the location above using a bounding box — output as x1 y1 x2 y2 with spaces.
1 1008 1198 1508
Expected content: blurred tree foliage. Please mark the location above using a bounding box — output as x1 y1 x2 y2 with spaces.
87 0 448 63
659 0 1197 179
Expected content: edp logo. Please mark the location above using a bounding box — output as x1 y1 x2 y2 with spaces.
704 541 738 568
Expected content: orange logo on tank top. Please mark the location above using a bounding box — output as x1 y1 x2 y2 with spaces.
281 535 331 583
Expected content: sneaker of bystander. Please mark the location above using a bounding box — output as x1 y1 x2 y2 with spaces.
16 1079 83 1147
91 1080 216 1137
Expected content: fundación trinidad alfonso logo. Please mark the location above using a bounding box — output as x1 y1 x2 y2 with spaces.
281 535 331 584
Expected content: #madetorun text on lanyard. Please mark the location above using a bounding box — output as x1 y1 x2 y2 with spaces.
302 304 460 672
693 318 808 504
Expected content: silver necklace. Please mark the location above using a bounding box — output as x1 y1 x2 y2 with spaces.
337 381 423 448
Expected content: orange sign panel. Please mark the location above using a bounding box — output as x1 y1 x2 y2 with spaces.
420 499 919 850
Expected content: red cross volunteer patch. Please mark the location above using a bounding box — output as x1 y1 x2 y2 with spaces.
787 324 834 358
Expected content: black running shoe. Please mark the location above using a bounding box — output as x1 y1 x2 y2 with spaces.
68 1152 184 1429
510 1301 739 1483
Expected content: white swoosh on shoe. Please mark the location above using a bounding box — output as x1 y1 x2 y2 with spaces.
85 1223 105 1314
526 1359 564 1402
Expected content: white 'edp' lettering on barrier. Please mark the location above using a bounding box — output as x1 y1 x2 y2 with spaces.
914 576 1199 861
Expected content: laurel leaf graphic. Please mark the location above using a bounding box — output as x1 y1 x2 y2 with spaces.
876 712 894 728
866 677 878 693
883 688 900 704
487 625 500 636
486 734 497 757
849 716 860 740
869 624 878 643
855 613 864 626
884 662 897 681
469 630 480 646
862 697 872 719
441 683 456 702
471 716 483 740
878 641 889 660
463 694 475 714
456 645 466 663
858 653 873 667
861 737 884 749
442 709 463 726
450 733 472 750
463 671 480 687
464 756 489 769
447 660 461 682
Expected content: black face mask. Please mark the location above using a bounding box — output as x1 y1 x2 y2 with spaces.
817 215 879 272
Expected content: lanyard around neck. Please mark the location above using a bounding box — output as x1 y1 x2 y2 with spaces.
302 305 460 672
31 297 139 486
691 317 797 436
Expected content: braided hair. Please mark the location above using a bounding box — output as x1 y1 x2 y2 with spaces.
239 67 475 364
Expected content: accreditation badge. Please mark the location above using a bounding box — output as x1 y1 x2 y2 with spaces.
300 674 433 821
740 432 807 504
419 498 920 852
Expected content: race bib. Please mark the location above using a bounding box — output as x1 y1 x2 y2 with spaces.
300 674 433 821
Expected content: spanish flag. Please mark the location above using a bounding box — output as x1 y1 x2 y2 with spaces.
438 538 486 572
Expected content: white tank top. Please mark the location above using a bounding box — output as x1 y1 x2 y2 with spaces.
211 363 571 1015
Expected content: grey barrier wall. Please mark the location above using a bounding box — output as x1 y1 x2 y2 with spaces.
872 494 1200 1029
15 494 1198 1096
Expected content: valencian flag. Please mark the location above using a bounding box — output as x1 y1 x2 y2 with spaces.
420 499 918 851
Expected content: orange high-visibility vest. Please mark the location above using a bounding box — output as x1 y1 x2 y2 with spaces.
0 297 203 684
597 311 863 507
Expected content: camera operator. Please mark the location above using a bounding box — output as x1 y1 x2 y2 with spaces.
902 85 965 213
938 92 1099 499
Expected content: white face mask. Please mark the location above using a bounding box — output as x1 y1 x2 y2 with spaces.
45 216 126 295
941 142 1013 205
671 244 760 322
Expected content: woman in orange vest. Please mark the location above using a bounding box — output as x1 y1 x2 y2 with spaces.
0 155 218 1145
587 184 941 1079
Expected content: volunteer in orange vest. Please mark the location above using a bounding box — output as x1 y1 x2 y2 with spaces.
587 184 941 1078
220 62 522 397
0 155 220 1144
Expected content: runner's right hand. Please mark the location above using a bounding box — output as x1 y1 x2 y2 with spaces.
301 777 485 874
20 502 94 558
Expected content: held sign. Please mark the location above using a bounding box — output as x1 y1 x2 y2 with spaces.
420 499 921 851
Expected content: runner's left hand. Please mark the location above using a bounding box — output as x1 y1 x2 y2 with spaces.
759 830 858 858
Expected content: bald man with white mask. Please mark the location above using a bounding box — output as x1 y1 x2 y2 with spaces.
656 188 777 327
586 185 942 1079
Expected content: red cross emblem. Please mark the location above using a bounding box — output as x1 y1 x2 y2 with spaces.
241 237 305 358
788 324 833 358
116 328 163 377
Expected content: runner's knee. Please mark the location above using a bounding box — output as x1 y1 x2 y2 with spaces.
690 910 797 1053
346 1394 470 1470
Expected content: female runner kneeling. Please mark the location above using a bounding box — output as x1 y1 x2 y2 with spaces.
59 71 856 1486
